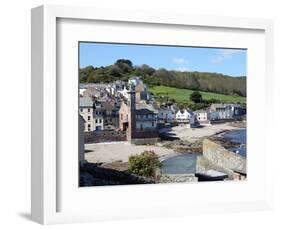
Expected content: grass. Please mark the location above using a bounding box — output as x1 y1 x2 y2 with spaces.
149 85 246 104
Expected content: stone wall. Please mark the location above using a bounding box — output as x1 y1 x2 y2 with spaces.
84 130 126 144
80 163 155 186
130 137 159 145
202 139 246 174
133 130 158 139
196 155 236 178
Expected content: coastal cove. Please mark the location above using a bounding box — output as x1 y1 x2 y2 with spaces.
160 128 246 175
81 123 246 185
78 50 247 186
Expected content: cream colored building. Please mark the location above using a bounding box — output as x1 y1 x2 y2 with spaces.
79 97 94 132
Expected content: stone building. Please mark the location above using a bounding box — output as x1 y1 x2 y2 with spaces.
93 100 119 131
119 84 158 142
79 97 94 132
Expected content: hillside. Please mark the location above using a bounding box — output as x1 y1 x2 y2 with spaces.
79 59 247 97
149 85 246 104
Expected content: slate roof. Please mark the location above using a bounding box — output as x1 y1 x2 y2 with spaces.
136 103 158 115
79 97 93 107
93 101 114 111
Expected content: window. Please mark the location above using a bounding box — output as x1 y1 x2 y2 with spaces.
88 108 90 112
99 119 102 123
152 122 154 127
95 119 98 123
88 116 90 121
80 108 83 112
88 124 91 128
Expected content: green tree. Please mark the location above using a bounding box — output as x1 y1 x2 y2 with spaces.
115 59 133 73
190 91 203 103
128 151 161 177
108 65 122 77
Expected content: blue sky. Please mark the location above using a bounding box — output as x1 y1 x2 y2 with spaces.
79 42 247 77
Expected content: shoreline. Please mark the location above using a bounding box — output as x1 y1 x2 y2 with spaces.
82 124 246 184
85 122 244 164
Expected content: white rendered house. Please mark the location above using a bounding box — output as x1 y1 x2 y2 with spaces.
176 109 193 122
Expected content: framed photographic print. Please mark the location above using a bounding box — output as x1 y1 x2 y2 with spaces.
31 5 274 225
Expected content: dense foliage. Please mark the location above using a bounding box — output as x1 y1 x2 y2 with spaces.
190 91 203 103
79 59 246 97
128 151 161 177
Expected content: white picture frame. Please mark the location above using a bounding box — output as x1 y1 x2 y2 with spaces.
31 4 274 225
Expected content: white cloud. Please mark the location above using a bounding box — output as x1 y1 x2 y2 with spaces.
211 49 244 64
172 57 190 72
176 67 190 72
172 57 189 65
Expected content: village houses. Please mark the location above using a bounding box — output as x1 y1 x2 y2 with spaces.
93 100 119 131
79 77 246 141
210 103 246 120
119 83 158 142
158 105 177 123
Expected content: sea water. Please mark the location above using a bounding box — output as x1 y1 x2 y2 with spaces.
222 129 246 157
160 153 198 174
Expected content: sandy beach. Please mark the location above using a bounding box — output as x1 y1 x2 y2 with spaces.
160 122 241 142
85 142 174 163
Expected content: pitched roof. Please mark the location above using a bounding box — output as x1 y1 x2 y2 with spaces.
195 110 208 113
79 97 93 107
211 103 241 108
136 103 158 115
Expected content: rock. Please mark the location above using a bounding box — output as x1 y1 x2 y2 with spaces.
159 174 198 183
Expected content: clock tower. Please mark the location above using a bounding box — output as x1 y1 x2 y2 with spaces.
127 83 136 140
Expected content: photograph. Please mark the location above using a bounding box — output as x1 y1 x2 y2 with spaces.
78 42 247 186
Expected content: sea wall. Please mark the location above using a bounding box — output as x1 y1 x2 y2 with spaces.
84 130 126 143
130 137 159 145
201 139 246 174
